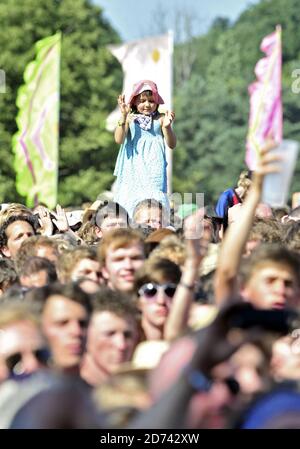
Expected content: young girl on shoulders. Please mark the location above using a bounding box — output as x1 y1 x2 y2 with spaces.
113 80 176 218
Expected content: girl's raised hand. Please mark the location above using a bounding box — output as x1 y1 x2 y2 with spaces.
162 110 175 128
117 94 131 116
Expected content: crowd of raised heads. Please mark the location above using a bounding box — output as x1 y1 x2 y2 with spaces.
1 148 300 429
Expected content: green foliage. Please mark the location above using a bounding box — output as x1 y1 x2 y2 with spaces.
173 0 300 205
0 0 121 206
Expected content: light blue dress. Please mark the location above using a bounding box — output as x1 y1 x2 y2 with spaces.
113 117 169 217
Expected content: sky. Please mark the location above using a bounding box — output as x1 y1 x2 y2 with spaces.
95 0 261 42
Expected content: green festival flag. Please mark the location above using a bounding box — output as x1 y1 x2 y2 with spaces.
12 32 61 208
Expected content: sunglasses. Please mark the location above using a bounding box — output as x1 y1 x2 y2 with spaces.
138 282 177 299
5 347 51 376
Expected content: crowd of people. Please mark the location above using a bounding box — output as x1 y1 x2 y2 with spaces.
0 80 300 429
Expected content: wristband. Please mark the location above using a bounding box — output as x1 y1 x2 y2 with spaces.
117 119 126 126
179 281 195 291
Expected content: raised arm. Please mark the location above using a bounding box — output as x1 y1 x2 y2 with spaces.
164 209 210 341
161 110 176 149
114 94 131 145
214 139 280 305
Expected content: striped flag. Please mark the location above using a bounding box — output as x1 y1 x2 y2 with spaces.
12 32 61 208
246 26 282 170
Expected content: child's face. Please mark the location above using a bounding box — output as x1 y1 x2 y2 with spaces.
134 92 157 115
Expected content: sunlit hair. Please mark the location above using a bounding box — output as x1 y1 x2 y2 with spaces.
18 256 57 284
25 282 93 316
77 221 99 245
248 217 283 244
237 170 252 200
240 243 300 287
57 246 98 283
15 236 60 273
91 287 140 323
0 300 40 328
149 235 186 267
98 228 145 265
0 203 33 227
134 257 181 295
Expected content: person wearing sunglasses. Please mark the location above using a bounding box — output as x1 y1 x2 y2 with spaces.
0 301 51 382
134 257 181 341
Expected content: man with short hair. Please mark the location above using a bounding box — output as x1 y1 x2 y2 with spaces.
80 288 140 385
57 246 102 286
240 244 300 310
98 228 145 293
15 236 60 273
18 257 57 289
26 283 92 375
93 201 129 239
133 199 168 229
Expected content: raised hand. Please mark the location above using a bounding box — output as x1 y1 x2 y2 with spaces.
36 205 53 236
117 94 131 116
184 208 211 265
162 110 175 128
52 204 69 233
253 138 282 191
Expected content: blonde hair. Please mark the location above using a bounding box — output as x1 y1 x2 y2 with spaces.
237 171 252 200
57 246 98 283
0 203 33 227
149 235 186 267
0 301 40 329
98 228 145 265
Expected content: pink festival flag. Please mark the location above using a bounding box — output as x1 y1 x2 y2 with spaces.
246 25 282 169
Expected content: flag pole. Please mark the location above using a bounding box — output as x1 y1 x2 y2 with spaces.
166 29 174 196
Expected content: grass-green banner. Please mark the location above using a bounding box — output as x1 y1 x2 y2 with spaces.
12 32 61 209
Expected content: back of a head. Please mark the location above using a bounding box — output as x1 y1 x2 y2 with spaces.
149 235 186 267
18 256 57 286
248 217 283 245
91 287 140 323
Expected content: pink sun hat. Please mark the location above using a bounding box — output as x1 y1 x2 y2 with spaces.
128 80 165 106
